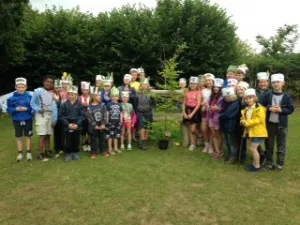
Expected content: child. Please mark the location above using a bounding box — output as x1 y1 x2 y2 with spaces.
138 67 146 82
236 81 250 99
240 88 268 172
7 78 33 162
261 73 294 171
182 76 201 151
219 87 239 164
201 73 214 153
31 75 58 161
87 86 109 158
136 78 155 150
60 72 72 103
176 78 187 111
118 74 137 109
120 91 134 150
130 68 140 92
59 85 85 161
224 65 237 87
256 72 271 103
53 79 64 157
197 75 205 91
79 81 91 152
106 87 123 155
235 64 248 82
208 78 224 158
95 75 105 90
101 77 113 108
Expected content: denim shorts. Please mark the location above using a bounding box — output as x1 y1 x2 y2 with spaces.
249 137 265 144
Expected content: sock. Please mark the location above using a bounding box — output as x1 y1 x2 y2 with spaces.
18 150 23 154
26 150 31 153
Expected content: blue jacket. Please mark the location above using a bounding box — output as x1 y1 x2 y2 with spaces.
7 91 33 121
261 91 294 128
59 100 85 131
30 87 58 124
219 100 240 133
101 90 112 108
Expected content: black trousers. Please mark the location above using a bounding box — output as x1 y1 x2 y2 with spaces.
265 122 288 166
64 130 80 154
90 130 107 154
54 121 64 153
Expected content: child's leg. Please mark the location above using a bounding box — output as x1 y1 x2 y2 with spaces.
44 135 50 151
223 133 230 160
99 131 107 154
26 137 31 152
140 128 145 141
228 133 238 160
215 129 223 153
121 126 126 146
108 138 113 151
16 138 23 153
249 142 260 168
38 136 46 154
189 124 197 146
90 133 98 155
276 127 287 167
113 138 118 150
265 123 277 165
127 126 132 145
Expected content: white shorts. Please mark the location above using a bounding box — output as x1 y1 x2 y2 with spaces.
35 112 53 135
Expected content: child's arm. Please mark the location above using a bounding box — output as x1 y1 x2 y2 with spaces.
59 103 69 127
6 98 17 115
182 95 187 116
51 100 58 125
219 102 239 120
280 95 295 116
100 105 107 127
76 104 85 127
30 89 41 113
87 108 97 130
188 93 201 118
242 107 266 128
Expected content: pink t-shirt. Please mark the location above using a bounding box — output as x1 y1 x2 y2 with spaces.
186 90 201 107
60 90 68 103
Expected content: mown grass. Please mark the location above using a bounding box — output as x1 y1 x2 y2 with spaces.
0 111 300 225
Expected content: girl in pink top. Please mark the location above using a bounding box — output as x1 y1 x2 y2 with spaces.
208 78 224 158
182 76 201 151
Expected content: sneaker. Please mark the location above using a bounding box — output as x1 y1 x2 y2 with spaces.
120 144 125 150
246 164 260 172
127 144 132 150
65 154 72 162
141 141 149 150
26 152 33 161
72 152 80 160
38 153 49 162
16 153 23 162
115 149 122 154
264 164 275 171
275 164 283 171
82 145 87 152
208 147 214 154
87 145 91 152
45 150 54 158
108 150 116 156
188 144 195 151
102 152 110 157
59 151 64 154
202 146 208 153
55 154 60 158
90 154 96 159
224 157 236 165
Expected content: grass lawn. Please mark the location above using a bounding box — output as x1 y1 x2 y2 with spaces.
0 111 300 225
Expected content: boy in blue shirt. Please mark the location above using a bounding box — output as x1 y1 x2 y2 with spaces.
7 78 33 162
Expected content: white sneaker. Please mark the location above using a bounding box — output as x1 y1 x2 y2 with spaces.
202 146 208 153
188 144 195 151
115 149 122 154
26 152 33 161
87 145 91 152
208 147 214 154
120 144 125 150
59 151 64 154
82 145 87 152
55 154 60 158
127 144 132 150
16 153 23 162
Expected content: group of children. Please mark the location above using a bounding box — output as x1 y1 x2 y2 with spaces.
181 64 294 172
7 67 155 162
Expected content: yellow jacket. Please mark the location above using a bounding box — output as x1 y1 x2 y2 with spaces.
241 104 268 138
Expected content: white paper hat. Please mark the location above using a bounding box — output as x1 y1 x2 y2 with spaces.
111 87 120 96
123 74 132 81
203 73 215 80
81 81 90 90
67 85 78 94
257 72 269 81
130 68 138 73
271 73 285 82
237 81 250 90
138 67 145 73
15 77 27 86
90 86 100 95
121 91 130 98
179 78 186 84
244 88 256 97
222 87 235 97
189 76 199 84
213 78 224 87
227 78 238 87
54 79 62 88
96 75 105 81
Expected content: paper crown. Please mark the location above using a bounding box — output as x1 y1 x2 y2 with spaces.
54 79 62 88
90 86 100 95
237 64 249 74
213 78 224 87
111 86 120 96
179 78 186 83
103 73 114 86
15 77 27 86
123 74 132 81
121 91 130 98
198 75 205 83
227 78 238 87
67 85 78 94
130 68 138 73
244 88 256 97
271 73 284 82
81 81 90 90
227 65 237 72
140 78 150 85
222 87 236 97
138 67 145 73
203 73 215 80
257 72 269 81
96 75 105 81
189 76 199 84
62 72 73 84
237 81 250 90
